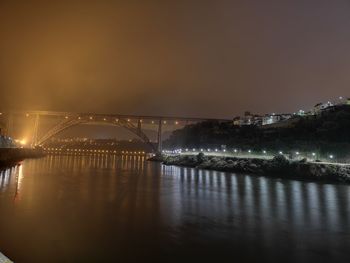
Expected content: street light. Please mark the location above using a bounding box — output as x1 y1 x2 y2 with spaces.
248 150 251 153
329 155 334 159
279 151 283 155
263 150 266 154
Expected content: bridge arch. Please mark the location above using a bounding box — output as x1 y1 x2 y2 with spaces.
35 117 157 152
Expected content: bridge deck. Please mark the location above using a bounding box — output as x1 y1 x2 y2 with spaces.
2 110 232 122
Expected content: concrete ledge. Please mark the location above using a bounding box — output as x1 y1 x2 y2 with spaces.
0 252 13 263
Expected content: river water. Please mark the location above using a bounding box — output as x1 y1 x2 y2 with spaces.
0 155 349 263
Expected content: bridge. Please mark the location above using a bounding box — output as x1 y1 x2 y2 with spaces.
0 110 231 153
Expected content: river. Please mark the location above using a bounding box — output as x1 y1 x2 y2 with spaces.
0 155 349 263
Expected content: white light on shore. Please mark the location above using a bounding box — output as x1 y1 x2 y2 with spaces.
279 151 283 154
263 150 266 154
296 152 300 155
312 153 316 156
329 155 334 159
223 149 226 152
215 149 218 152
192 148 196 151
248 150 251 153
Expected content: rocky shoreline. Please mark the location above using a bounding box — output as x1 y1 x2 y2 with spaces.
0 148 45 169
149 153 350 183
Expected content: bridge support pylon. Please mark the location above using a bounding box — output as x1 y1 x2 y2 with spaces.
157 119 162 154
31 114 40 148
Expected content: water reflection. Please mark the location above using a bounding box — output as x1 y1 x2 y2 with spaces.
0 155 349 262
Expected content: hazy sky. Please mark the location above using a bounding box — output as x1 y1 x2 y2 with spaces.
1 0 350 118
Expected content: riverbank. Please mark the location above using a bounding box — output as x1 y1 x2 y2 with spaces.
149 153 350 183
0 148 45 169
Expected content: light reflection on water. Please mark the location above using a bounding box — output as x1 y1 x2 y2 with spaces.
0 155 349 263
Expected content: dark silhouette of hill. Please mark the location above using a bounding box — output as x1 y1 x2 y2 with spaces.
164 105 350 161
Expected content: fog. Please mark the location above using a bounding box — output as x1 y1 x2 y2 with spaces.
1 0 350 118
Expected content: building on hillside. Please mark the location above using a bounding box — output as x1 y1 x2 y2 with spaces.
262 113 292 126
313 101 333 115
262 114 280 125
233 117 241 126
233 111 263 126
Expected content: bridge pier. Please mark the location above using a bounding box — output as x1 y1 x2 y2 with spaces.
157 120 162 153
31 114 40 147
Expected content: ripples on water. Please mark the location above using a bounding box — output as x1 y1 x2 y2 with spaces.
0 155 349 263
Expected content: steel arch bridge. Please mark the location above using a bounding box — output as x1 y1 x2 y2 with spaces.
1 110 231 153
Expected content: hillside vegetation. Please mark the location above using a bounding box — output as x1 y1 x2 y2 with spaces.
164 105 350 161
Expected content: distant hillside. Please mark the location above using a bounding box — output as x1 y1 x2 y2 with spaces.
164 105 350 161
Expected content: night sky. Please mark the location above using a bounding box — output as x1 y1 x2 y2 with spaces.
1 0 350 119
